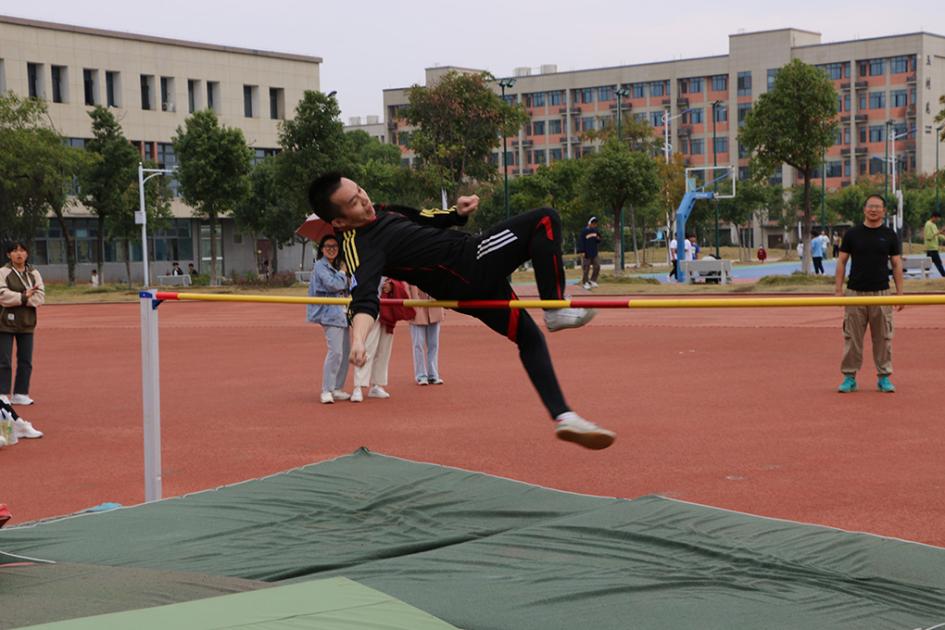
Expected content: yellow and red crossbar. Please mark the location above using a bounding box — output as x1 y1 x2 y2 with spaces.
153 292 945 309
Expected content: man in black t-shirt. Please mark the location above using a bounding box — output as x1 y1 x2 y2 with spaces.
834 194 903 393
579 216 601 290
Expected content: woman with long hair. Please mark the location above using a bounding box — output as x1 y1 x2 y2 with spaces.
307 235 351 404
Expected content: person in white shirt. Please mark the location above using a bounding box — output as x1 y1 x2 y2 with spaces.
669 237 693 281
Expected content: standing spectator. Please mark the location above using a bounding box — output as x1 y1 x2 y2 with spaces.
307 235 351 404
259 259 271 282
757 245 767 263
0 241 45 408
688 235 700 261
90 269 100 287
834 195 903 394
668 236 692 280
819 231 832 260
350 278 414 402
923 210 945 277
810 230 826 275
407 284 444 385
187 263 198 277
579 216 602 290
832 233 841 259
171 262 184 276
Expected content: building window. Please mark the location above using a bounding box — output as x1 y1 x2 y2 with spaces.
890 56 909 74
869 58 885 76
534 91 546 107
243 85 259 118
207 81 220 113
823 162 842 178
140 74 154 110
767 68 779 91
711 75 727 91
690 77 703 93
738 143 749 159
187 79 199 113
650 81 665 97
844 159 851 177
269 87 284 120
714 136 728 154
737 71 752 97
549 119 562 134
869 125 885 142
869 91 885 110
632 83 645 98
82 69 98 106
550 148 563 162
51 65 67 103
858 126 866 144
532 120 545 135
869 157 884 174
689 107 703 124
738 166 750 181
858 93 867 111
737 103 751 127
534 149 546 165
843 93 850 112
690 138 704 155
160 76 175 112
598 85 613 102
891 89 907 107
582 116 594 131
549 90 562 105
714 105 727 123
574 88 593 104
650 111 663 127
105 71 120 107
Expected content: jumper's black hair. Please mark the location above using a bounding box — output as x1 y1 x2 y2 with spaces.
308 172 346 222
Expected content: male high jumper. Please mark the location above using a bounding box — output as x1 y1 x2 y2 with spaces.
308 173 615 449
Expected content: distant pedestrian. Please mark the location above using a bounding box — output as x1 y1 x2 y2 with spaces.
834 195 903 394
669 237 692 280
923 210 945 277
90 269 100 287
757 245 767 263
810 230 826 275
579 216 601 290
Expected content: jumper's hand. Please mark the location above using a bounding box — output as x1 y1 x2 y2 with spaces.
456 195 479 216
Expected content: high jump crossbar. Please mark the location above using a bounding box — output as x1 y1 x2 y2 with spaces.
139 290 945 502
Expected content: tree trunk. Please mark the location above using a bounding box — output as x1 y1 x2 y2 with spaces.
802 172 813 275
271 244 279 274
96 215 106 282
613 206 623 277
125 240 133 286
630 206 640 268
53 212 76 286
209 213 219 285
641 217 648 266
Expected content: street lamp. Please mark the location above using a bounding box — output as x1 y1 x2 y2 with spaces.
498 78 516 220
711 100 721 258
662 106 693 164
935 125 944 215
137 162 176 288
615 85 631 271
884 120 893 199
888 124 915 234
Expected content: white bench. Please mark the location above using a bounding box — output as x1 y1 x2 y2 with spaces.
296 271 310 284
680 259 733 284
157 274 192 287
902 256 931 278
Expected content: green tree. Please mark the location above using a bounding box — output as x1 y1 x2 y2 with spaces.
173 110 252 284
0 94 84 283
232 156 297 273
739 59 838 273
717 179 778 260
403 71 529 197
516 159 590 251
79 106 140 281
582 138 660 272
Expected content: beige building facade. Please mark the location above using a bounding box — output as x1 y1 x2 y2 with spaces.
384 29 945 248
0 15 321 281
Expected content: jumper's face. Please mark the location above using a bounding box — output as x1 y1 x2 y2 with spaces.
6 246 27 267
329 178 375 230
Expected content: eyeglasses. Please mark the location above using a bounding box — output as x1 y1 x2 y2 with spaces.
323 245 338 250
865 204 885 209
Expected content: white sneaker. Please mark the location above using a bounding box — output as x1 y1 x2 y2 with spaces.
13 418 43 439
320 391 334 404
368 385 390 399
11 394 34 406
554 412 615 450
589 281 599 288
582 282 592 290
350 387 364 403
416 378 429 386
544 308 596 332
331 390 351 401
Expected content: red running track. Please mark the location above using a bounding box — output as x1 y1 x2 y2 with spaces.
3 297 945 547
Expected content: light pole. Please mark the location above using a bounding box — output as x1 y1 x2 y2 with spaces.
936 125 944 215
884 120 892 199
888 125 915 234
498 78 516 220
615 85 631 271
821 149 827 232
712 100 721 258
137 162 176 288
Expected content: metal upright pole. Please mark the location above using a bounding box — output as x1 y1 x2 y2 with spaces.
712 101 720 258
663 109 670 164
937 126 943 215
140 291 162 502
884 121 891 199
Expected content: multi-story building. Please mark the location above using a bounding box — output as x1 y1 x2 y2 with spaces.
345 115 387 144
0 15 322 281
384 28 945 247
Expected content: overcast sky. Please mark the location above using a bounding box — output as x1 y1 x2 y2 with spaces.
2 1 941 121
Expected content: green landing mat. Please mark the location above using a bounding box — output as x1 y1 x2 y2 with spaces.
2 448 944 630
20 577 459 629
